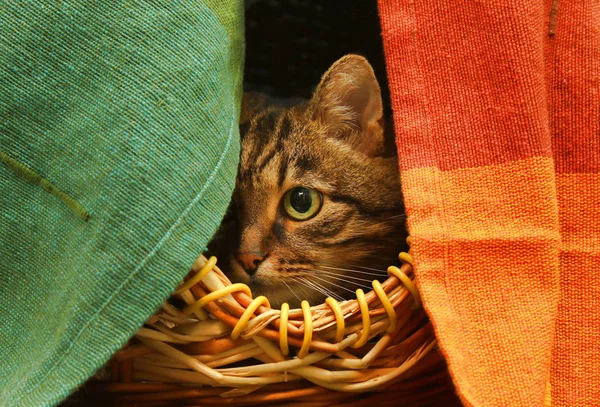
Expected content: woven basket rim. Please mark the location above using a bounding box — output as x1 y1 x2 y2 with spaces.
90 244 452 406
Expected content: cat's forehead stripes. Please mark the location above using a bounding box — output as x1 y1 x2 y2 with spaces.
292 154 317 176
239 106 299 186
236 93 404 230
241 109 278 165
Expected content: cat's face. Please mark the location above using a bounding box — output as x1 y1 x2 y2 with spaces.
209 55 406 308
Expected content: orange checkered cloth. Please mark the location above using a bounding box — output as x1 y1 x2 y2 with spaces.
378 1 599 406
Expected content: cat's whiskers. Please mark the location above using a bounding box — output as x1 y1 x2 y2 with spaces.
290 277 330 301
352 264 391 273
281 267 312 275
292 277 344 302
305 279 344 302
312 271 373 291
318 264 384 277
289 278 312 301
309 274 360 295
313 268 376 284
313 279 345 302
281 279 301 303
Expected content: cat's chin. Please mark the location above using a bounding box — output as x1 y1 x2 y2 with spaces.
222 261 323 307
247 280 327 309
226 266 353 308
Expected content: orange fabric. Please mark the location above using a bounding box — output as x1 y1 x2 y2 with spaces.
553 174 600 406
378 1 599 406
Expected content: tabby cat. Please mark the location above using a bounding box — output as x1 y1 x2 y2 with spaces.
209 55 406 308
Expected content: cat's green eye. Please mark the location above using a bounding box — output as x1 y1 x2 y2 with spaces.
283 187 322 221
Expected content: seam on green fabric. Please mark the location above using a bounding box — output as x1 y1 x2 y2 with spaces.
21 113 236 401
0 151 90 221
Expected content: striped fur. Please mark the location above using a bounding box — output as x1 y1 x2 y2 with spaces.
209 55 406 307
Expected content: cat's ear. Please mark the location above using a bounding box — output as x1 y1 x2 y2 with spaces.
310 55 385 156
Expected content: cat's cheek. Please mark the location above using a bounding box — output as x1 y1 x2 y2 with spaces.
280 218 299 234
227 260 252 285
251 260 278 282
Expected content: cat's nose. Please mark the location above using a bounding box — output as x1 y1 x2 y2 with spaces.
236 252 266 276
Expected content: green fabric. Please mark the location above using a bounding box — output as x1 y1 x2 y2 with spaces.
0 2 243 406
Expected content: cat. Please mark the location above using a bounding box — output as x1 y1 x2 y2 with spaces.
208 55 407 308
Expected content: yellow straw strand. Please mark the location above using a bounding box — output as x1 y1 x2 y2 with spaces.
173 256 217 295
182 283 252 315
398 252 414 266
297 301 313 359
231 296 271 340
325 297 345 343
351 289 371 349
372 280 397 333
279 303 290 356
387 265 421 308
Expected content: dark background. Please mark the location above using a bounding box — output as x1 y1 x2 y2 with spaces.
244 0 390 114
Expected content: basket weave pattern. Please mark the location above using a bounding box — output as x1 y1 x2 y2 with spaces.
94 249 453 406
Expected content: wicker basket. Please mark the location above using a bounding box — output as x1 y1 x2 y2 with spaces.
81 241 458 407
56 3 460 405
